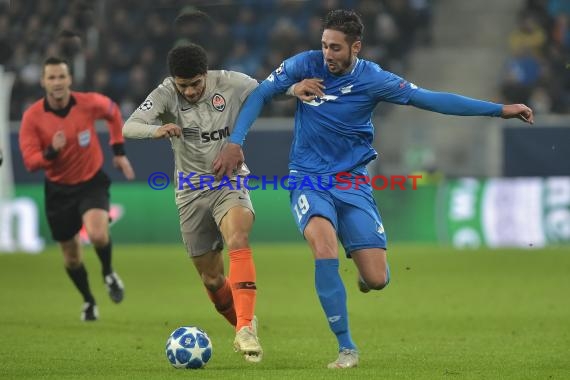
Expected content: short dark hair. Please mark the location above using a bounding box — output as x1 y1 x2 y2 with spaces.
323 9 364 45
43 56 69 66
42 56 70 75
167 43 208 78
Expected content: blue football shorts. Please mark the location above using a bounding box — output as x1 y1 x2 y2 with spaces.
288 171 387 257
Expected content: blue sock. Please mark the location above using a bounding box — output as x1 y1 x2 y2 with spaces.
315 258 357 351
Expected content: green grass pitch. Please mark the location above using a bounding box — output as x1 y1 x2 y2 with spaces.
1 243 569 379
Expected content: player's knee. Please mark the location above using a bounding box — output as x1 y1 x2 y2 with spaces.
88 230 108 247
374 279 390 290
368 280 388 290
201 273 225 291
366 273 390 290
225 232 249 251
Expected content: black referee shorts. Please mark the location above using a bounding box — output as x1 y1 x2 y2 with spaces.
44 170 111 242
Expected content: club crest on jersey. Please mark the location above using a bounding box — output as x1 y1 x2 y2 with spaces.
211 94 226 112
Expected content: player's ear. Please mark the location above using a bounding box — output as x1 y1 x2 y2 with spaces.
352 40 361 56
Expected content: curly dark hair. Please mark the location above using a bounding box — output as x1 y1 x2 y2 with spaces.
167 43 208 78
322 9 364 45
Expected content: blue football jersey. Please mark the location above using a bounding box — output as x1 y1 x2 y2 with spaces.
264 50 419 175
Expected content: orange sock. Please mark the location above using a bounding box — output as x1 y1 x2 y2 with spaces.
206 278 236 327
228 248 256 331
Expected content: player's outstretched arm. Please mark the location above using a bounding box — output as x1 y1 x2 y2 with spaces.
409 88 533 125
500 104 534 124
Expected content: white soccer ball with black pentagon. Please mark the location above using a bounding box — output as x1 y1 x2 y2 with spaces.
165 326 212 369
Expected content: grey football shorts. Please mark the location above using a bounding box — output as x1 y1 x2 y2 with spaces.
178 187 254 257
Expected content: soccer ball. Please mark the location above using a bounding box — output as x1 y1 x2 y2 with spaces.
165 326 213 369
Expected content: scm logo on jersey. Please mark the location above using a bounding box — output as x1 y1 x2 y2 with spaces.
211 94 226 112
201 126 230 142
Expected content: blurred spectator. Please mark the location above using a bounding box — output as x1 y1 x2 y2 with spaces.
501 0 570 113
223 40 260 77
501 48 543 104
508 12 547 56
6 0 433 120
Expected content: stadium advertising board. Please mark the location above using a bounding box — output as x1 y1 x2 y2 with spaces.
1 177 569 253
442 177 570 248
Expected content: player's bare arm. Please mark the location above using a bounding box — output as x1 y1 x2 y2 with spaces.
153 123 182 139
501 104 534 124
112 155 135 180
213 143 244 180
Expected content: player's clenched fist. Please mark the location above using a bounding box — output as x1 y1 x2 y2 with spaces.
501 104 534 124
52 130 66 151
154 123 182 139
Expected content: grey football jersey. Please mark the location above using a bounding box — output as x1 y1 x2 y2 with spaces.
123 70 258 203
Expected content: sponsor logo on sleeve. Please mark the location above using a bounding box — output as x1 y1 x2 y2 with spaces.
399 81 418 90
138 99 153 111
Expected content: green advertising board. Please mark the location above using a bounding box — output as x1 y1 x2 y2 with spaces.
2 177 568 253
10 182 438 246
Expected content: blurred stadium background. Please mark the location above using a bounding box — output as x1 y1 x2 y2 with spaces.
1 0 569 251
1 1 570 378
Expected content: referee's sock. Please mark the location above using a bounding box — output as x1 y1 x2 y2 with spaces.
315 258 357 351
95 240 113 276
65 264 95 304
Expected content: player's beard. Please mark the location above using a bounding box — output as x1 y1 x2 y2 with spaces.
328 54 355 75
